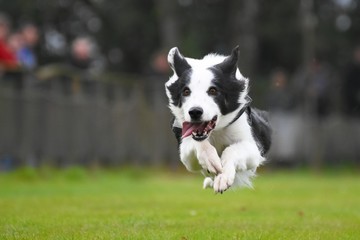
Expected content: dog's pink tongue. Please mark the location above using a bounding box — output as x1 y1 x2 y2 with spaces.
182 122 205 138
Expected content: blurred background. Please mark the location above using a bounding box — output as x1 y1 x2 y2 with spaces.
0 0 359 171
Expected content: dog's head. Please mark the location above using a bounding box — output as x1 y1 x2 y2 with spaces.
165 46 249 141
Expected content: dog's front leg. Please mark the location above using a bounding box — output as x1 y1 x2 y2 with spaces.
195 140 222 175
180 138 222 175
213 141 263 193
179 138 202 172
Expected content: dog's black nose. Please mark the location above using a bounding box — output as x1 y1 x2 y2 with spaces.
189 107 203 121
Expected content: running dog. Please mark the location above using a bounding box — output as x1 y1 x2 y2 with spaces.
165 46 272 193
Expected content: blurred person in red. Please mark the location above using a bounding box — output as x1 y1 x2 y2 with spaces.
0 13 18 72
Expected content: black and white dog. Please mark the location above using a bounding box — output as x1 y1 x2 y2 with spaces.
165 46 271 193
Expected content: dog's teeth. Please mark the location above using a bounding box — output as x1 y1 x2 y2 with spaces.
192 132 196 137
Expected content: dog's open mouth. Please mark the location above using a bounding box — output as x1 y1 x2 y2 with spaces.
181 116 217 141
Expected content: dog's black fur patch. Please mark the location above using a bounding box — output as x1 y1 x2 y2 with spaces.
166 69 192 107
247 107 272 156
171 118 182 145
209 67 246 115
173 48 192 77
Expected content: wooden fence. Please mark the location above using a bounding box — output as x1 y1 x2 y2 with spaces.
0 74 179 169
0 73 359 169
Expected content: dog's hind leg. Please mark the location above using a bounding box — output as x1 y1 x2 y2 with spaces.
203 177 214 189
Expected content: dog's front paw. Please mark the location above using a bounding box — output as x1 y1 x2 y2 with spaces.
213 171 235 194
196 141 222 175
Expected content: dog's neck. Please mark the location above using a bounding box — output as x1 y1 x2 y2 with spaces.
226 96 252 127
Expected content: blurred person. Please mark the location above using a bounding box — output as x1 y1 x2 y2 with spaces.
71 37 93 70
343 46 360 117
266 69 293 111
292 58 333 118
307 59 333 117
145 50 170 103
0 14 23 169
148 50 170 77
267 69 300 164
144 50 170 109
66 37 105 94
0 13 18 71
70 36 105 75
8 32 24 54
17 23 39 70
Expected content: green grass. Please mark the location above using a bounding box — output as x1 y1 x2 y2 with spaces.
0 168 359 240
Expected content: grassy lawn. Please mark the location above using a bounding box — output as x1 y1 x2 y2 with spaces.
0 167 359 240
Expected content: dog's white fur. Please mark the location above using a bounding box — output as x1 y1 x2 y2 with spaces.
166 47 266 193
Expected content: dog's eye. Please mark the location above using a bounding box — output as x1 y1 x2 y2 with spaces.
208 87 218 96
183 88 191 96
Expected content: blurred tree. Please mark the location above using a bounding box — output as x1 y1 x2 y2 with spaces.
257 0 302 74
0 0 358 78
229 0 259 76
154 0 179 50
300 0 316 68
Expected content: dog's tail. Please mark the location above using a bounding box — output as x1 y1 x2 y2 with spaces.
233 170 257 189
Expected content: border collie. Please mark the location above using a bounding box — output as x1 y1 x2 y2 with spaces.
165 46 272 193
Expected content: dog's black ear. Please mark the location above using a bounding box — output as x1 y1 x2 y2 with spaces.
216 46 239 76
168 47 191 77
